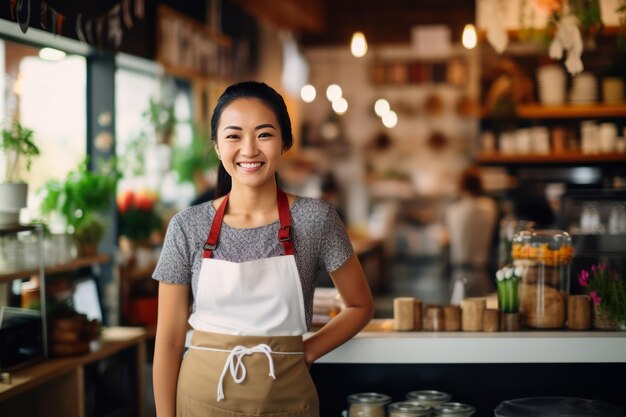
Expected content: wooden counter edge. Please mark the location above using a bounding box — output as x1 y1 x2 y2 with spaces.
0 326 146 402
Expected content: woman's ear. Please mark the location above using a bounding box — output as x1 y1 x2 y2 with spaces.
214 144 221 160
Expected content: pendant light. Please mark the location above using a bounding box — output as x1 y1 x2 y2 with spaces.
326 84 343 102
462 24 477 49
300 84 316 103
350 31 368 58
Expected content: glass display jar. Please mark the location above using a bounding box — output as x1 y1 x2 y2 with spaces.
388 402 432 417
405 391 451 407
432 402 476 416
512 229 573 328
347 392 391 417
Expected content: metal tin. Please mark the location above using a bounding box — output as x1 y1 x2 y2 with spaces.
432 402 476 416
347 393 392 417
405 390 451 406
388 401 432 416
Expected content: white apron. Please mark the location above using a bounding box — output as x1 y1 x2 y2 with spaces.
177 189 318 417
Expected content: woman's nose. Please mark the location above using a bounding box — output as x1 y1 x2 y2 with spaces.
241 135 259 157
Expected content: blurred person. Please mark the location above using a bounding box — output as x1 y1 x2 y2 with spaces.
440 166 498 297
152 81 373 417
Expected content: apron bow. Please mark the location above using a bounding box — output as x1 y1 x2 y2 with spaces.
217 344 276 401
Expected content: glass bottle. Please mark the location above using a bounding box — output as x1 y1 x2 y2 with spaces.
347 393 391 417
512 229 573 328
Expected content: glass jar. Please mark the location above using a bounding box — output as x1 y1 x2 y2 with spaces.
512 229 573 328
388 402 432 417
347 392 391 417
405 391 451 407
432 402 476 417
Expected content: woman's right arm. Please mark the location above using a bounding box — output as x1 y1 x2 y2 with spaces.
153 281 190 417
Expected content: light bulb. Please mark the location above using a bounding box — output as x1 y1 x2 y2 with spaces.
326 84 342 102
300 84 316 103
39 47 66 61
382 110 398 128
332 97 348 115
374 99 390 117
462 24 477 50
350 32 368 58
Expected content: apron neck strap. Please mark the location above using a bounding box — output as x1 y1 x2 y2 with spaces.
203 188 294 258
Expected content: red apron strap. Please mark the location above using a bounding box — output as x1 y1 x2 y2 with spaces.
277 189 294 256
203 189 293 258
203 193 229 258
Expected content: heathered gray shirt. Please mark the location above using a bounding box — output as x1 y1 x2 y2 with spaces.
152 196 353 329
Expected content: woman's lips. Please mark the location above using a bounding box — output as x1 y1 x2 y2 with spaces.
236 161 264 171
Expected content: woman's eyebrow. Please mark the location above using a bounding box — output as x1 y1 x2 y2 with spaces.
223 125 242 131
255 123 276 130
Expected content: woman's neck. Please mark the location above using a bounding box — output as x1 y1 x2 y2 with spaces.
227 180 278 216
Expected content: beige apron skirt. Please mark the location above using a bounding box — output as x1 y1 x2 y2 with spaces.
177 331 319 417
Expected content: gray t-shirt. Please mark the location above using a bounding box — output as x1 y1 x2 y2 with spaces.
152 196 353 329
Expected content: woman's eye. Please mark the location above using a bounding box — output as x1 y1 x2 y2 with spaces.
258 132 273 139
225 134 240 140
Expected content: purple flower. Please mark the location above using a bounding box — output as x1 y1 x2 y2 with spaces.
591 264 596 273
590 290 602 306
578 269 590 287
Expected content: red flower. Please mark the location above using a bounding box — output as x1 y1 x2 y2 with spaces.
590 290 602 306
578 269 590 287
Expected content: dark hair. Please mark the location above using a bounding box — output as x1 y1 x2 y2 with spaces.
210 81 293 197
459 166 485 197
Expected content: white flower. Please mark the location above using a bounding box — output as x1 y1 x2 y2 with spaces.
565 52 584 75
514 266 524 278
505 267 514 279
549 38 563 59
496 269 505 281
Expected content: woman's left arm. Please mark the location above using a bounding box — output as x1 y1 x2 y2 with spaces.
303 253 374 365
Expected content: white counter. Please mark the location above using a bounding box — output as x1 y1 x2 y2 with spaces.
316 330 626 364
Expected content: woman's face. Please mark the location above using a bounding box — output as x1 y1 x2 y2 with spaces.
215 98 283 190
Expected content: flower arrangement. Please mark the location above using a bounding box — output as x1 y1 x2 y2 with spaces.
496 265 523 313
117 189 162 242
578 264 626 325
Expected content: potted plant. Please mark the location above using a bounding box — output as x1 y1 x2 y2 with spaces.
146 97 176 145
578 264 626 330
0 121 40 227
117 188 162 260
172 122 219 193
39 160 119 256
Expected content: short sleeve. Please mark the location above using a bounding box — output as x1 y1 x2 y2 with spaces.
318 204 354 272
152 215 192 284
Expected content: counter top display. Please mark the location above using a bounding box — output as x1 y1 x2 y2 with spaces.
315 323 626 364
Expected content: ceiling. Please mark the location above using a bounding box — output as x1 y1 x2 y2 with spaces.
233 0 475 46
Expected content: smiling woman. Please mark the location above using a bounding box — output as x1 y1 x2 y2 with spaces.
152 81 374 417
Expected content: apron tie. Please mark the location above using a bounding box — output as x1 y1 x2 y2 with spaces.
217 344 276 401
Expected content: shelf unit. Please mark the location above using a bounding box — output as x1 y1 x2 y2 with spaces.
475 151 626 165
482 104 626 119
0 224 48 360
0 253 110 284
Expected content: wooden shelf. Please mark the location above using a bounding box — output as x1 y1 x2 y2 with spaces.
0 254 111 283
517 104 626 119
475 152 626 165
482 104 626 119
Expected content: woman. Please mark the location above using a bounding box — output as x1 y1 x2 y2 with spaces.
152 81 374 417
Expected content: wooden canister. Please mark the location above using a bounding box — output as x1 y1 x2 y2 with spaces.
393 297 415 331
501 312 522 331
461 297 486 331
567 295 591 330
423 305 444 331
482 309 500 332
413 299 423 330
443 305 462 331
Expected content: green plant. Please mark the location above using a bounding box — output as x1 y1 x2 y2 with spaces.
496 265 522 313
39 160 119 237
0 120 40 182
145 97 176 144
74 217 105 248
579 264 626 324
172 123 219 186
